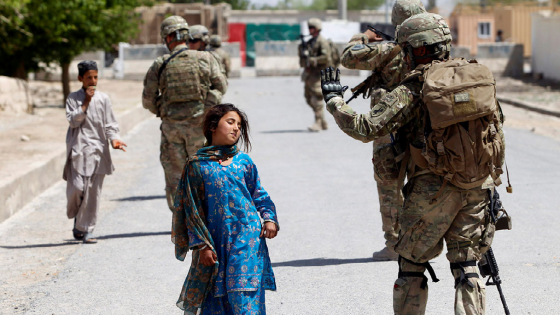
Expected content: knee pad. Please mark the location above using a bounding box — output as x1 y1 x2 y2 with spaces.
450 260 479 289
398 256 440 290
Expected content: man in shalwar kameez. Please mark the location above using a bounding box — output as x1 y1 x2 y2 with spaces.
63 61 127 243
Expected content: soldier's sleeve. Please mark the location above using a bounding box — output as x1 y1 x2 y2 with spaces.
341 37 396 71
142 60 161 115
208 54 228 97
326 82 421 143
309 38 330 67
224 54 231 77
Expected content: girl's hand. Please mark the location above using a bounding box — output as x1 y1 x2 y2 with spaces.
199 246 217 266
260 222 278 239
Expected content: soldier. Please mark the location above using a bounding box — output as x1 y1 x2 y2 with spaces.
209 35 232 78
142 16 227 212
322 13 505 314
340 0 426 261
188 25 226 76
298 18 332 132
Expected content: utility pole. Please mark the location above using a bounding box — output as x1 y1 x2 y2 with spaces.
338 0 347 20
385 0 390 24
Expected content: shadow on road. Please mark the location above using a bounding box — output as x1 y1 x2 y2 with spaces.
260 129 309 134
0 241 81 249
96 231 170 240
113 195 166 202
272 257 373 267
0 231 171 249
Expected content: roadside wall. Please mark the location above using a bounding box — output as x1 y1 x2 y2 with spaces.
532 11 560 81
114 43 241 80
0 104 152 224
476 43 524 77
229 9 385 24
0 76 32 115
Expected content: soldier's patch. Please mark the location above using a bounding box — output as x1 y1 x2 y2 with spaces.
371 94 397 117
352 44 365 51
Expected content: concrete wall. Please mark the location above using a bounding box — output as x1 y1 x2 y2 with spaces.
114 43 241 80
0 76 32 115
230 10 386 25
34 51 105 82
255 41 359 77
532 11 560 81
133 3 231 44
476 43 524 77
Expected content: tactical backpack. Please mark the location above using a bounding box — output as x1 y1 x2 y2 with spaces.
328 39 341 68
411 58 506 202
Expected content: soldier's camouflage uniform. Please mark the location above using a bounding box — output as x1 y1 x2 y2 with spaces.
209 47 231 78
341 33 408 250
326 58 503 315
299 34 332 130
143 43 227 211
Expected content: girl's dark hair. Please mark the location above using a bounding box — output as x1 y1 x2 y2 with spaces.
202 103 251 152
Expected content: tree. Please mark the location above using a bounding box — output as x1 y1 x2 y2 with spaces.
0 0 152 102
0 0 35 79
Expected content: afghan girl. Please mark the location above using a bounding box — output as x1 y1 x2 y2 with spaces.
172 104 279 315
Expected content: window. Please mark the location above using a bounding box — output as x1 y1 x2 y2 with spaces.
478 22 491 39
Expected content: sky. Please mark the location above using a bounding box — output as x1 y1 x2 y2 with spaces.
248 0 458 17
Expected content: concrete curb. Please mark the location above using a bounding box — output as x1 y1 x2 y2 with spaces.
497 96 560 118
0 103 153 224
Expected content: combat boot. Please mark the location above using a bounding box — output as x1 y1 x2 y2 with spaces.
308 118 321 132
320 117 328 130
372 246 399 261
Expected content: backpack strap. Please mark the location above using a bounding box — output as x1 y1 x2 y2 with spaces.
157 47 188 84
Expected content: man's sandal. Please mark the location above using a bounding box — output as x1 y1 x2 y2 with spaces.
82 233 98 244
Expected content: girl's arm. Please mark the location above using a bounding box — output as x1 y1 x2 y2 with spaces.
246 159 279 229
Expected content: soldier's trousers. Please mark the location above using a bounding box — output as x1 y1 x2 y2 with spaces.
303 76 325 120
372 135 402 249
393 175 492 315
160 117 205 211
66 165 105 234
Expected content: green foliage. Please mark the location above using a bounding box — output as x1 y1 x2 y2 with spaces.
168 0 249 10
0 0 152 78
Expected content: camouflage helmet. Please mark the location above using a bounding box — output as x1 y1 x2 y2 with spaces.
391 0 427 27
397 13 452 66
397 13 451 48
209 35 222 47
189 25 210 44
160 15 189 39
308 18 322 30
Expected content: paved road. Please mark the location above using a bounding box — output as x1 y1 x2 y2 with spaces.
1 76 559 314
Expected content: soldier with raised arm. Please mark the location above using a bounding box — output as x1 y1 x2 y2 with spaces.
322 13 506 314
340 0 426 261
142 16 227 212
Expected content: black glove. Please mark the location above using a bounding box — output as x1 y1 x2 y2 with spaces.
321 67 348 103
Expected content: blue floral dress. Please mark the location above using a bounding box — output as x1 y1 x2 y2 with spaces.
187 152 279 315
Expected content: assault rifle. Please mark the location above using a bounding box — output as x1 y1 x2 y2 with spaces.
367 25 395 42
300 34 311 67
346 75 377 104
478 190 511 315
